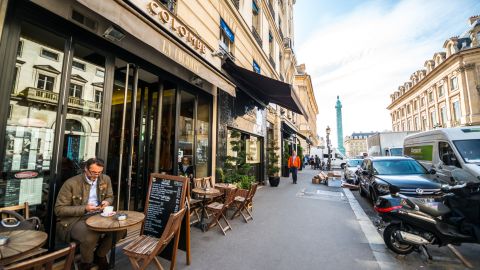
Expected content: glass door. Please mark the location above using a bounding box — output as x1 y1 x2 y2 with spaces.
106 60 159 211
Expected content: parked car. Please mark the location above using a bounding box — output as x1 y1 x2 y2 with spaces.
343 159 362 184
358 156 442 204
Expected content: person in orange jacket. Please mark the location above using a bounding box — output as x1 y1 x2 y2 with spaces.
288 150 301 184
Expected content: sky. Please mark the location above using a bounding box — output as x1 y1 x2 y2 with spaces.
294 0 480 146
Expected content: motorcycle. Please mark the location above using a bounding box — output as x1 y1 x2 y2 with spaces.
375 169 480 256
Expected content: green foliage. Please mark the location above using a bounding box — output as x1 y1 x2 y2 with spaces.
215 168 224 183
267 137 280 176
239 175 255 189
297 145 304 168
223 129 255 185
282 143 290 166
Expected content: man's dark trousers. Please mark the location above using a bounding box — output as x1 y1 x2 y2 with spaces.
291 167 298 184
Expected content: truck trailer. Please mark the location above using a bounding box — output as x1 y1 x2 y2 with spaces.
367 131 417 157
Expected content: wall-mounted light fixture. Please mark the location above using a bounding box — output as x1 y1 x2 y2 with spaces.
103 26 126 42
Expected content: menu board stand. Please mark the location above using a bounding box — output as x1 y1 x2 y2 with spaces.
142 173 190 269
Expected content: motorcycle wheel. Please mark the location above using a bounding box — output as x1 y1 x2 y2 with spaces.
383 224 415 255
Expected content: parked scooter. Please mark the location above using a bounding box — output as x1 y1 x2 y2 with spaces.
375 169 480 256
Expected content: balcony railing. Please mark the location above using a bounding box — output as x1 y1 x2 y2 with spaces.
231 0 239 9
20 87 102 113
252 26 262 47
268 1 275 19
269 55 276 68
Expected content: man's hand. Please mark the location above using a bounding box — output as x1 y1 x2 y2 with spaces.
85 203 99 212
100 201 110 209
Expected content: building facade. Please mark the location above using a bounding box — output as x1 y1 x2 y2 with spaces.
388 16 480 131
0 0 307 248
344 132 374 158
294 64 319 156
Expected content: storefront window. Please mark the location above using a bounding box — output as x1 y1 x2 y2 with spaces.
1 22 65 225
159 87 176 173
178 91 195 174
195 95 210 177
61 43 105 183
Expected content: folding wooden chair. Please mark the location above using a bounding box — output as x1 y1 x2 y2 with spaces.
230 183 258 223
4 242 76 270
123 208 186 270
187 181 202 226
206 187 237 235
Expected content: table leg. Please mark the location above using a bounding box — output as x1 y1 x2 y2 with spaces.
109 232 117 270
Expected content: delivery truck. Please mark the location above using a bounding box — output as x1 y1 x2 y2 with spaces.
367 131 417 157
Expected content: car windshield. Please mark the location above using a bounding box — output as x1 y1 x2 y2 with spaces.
347 159 362 167
453 139 480 164
372 159 427 175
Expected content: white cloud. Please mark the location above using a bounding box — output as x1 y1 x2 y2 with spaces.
296 0 480 148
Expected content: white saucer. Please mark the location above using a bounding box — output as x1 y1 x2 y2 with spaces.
100 211 116 217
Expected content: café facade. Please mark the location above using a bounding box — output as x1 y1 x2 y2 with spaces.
0 0 304 248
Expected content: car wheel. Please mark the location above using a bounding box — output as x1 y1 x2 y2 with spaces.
359 184 367 197
370 188 377 204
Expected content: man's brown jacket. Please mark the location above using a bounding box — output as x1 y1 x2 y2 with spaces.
54 173 113 242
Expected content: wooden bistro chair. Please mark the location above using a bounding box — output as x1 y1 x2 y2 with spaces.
5 242 76 270
206 187 237 235
0 202 30 219
123 208 186 270
187 181 202 226
231 183 258 223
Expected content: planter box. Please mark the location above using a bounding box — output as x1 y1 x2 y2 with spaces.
327 177 342 187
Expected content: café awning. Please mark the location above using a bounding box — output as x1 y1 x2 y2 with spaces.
222 59 305 116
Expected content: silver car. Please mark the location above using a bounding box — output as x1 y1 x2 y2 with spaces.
344 159 363 184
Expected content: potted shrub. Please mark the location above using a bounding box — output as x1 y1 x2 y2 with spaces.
267 137 280 187
223 129 254 186
282 144 290 177
297 145 304 171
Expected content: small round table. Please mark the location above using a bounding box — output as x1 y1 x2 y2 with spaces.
192 188 221 232
0 230 47 265
86 211 145 269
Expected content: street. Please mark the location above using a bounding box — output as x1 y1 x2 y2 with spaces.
113 167 479 270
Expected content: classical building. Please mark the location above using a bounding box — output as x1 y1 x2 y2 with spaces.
0 0 308 248
388 16 480 131
292 64 319 156
344 132 375 158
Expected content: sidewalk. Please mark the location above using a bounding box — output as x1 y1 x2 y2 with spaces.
115 168 382 270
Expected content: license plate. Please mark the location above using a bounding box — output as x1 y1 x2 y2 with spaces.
418 197 435 203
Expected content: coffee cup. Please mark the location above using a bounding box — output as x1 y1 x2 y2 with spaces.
103 206 114 215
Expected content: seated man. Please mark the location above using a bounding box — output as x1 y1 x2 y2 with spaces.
178 156 194 178
55 158 126 270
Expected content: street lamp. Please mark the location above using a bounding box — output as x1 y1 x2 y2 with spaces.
326 126 331 171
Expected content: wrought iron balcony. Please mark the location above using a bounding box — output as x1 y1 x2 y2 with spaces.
19 87 102 114
252 26 262 47
231 0 239 9
269 55 276 68
268 1 275 19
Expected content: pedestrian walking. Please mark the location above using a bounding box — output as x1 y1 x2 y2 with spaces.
315 155 321 170
288 150 301 184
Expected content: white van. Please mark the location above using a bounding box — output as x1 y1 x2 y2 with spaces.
403 126 480 183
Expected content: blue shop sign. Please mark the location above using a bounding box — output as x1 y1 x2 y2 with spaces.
220 19 235 42
253 60 261 74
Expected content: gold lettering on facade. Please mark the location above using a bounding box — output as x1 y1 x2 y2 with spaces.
146 0 207 55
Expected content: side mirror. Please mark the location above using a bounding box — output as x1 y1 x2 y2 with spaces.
429 168 436 175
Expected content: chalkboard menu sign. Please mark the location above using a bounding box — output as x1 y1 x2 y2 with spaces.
143 174 187 238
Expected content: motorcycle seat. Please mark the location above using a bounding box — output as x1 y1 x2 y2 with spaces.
410 198 451 217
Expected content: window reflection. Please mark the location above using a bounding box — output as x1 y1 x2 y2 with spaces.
1 22 65 224
177 91 195 175
195 95 210 177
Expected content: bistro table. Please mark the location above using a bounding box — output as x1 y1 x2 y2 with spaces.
0 230 47 266
86 210 145 269
192 188 221 232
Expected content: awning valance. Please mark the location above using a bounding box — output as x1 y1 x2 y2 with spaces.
222 59 305 116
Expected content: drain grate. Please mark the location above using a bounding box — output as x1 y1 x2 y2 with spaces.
296 188 347 202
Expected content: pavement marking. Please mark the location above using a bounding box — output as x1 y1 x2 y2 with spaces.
296 187 347 202
343 188 398 270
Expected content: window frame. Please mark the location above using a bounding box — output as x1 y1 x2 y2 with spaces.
36 73 55 91
40 48 59 61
